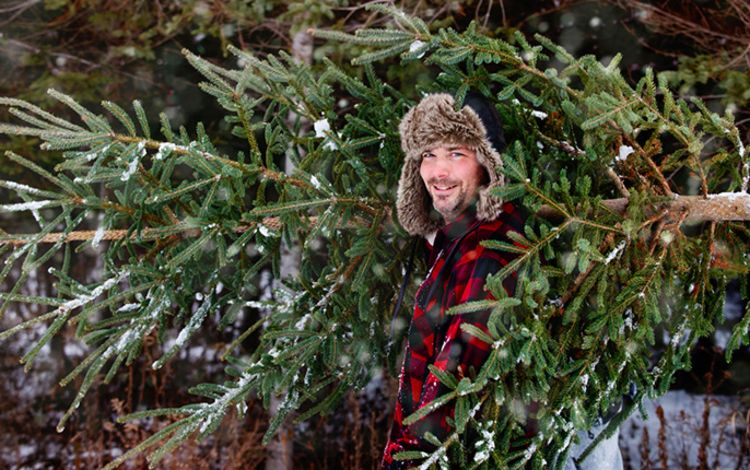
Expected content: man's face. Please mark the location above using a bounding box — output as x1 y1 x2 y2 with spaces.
419 145 485 223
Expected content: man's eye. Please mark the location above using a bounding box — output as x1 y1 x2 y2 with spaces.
422 153 435 159
451 152 464 158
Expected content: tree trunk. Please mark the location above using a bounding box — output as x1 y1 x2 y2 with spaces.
264 27 313 470
535 192 750 223
5 192 750 247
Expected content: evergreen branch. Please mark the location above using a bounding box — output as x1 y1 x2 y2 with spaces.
145 175 222 204
7 192 745 247
726 300 750 361
132 100 150 140
622 133 674 196
100 419 187 470
250 197 378 217
111 134 256 174
101 101 137 136
536 133 586 157
0 215 319 246
493 219 574 283
8 108 70 132
632 86 692 148
556 233 616 319
0 97 86 131
17 271 130 349
447 299 500 315
0 123 84 139
128 369 258 466
416 433 460 469
73 281 158 326
0 293 66 307
0 199 73 213
5 151 78 197
311 28 414 46
0 180 65 199
220 316 266 361
410 394 490 469
580 97 639 131
151 293 214 370
576 390 645 465
571 217 622 235
525 182 571 219
164 228 217 271
0 309 65 341
460 323 495 345
401 391 458 426
47 89 111 132
613 244 669 319
236 104 261 156
351 41 413 66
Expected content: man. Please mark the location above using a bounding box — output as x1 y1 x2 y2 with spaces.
382 93 624 469
382 92 525 468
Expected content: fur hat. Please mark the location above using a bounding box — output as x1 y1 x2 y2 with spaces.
396 92 507 236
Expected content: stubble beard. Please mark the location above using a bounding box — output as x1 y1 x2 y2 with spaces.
430 182 468 222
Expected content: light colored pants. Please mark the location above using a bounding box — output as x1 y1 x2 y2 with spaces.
564 422 623 470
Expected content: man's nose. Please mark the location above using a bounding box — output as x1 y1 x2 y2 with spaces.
433 157 450 179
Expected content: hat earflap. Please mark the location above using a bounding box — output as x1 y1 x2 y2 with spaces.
474 141 506 221
396 157 442 236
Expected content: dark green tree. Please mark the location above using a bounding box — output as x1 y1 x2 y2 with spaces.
1 4 749 468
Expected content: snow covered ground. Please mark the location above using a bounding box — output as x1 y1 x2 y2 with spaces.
619 390 747 469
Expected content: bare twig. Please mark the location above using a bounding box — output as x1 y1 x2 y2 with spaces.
656 405 669 470
607 0 750 66
607 168 629 197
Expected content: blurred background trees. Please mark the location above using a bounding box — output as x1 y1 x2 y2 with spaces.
0 1 748 468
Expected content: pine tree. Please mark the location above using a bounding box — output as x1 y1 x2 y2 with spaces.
1 4 749 468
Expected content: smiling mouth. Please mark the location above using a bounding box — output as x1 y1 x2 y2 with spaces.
433 184 457 191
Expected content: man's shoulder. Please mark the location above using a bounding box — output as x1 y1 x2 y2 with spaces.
473 202 526 242
449 202 526 271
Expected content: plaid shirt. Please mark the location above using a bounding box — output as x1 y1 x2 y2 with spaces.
383 202 525 468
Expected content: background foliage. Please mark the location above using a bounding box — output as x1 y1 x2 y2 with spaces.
1 1 749 468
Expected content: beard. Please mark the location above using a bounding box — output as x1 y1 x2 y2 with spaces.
427 178 469 222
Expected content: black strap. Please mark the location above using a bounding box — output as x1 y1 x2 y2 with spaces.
388 236 419 351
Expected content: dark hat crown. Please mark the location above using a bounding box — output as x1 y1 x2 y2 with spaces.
463 91 506 154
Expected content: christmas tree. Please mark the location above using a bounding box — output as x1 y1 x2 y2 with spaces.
1 4 748 468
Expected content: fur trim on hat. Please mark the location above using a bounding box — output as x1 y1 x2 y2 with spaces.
396 93 506 236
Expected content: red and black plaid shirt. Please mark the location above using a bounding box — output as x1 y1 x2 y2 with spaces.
383 202 525 468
